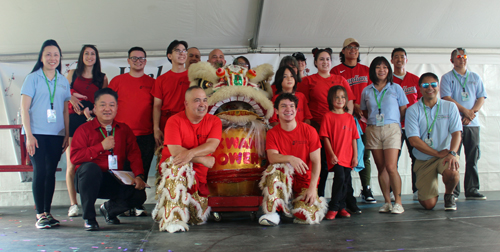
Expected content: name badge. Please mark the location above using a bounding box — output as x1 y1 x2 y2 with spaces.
108 155 118 170
375 113 385 126
47 109 56 123
461 91 470 102
424 138 433 147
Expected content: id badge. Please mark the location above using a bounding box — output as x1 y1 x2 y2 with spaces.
375 113 385 126
461 91 470 101
47 109 56 123
424 138 433 147
108 155 118 170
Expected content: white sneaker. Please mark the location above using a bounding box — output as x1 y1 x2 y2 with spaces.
135 207 147 216
379 203 393 213
413 191 419 201
258 213 280 226
68 204 79 217
390 192 395 202
391 203 405 214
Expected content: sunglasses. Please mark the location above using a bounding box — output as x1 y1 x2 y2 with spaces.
421 82 438 88
456 54 467 59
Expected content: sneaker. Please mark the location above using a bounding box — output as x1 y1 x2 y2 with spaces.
135 206 148 217
35 216 51 229
444 194 457 211
390 192 395 202
68 204 79 217
347 205 362 214
360 186 377 204
379 203 393 213
259 213 280 226
466 192 487 200
325 211 337 220
45 213 60 227
391 203 404 214
338 209 351 218
413 191 419 201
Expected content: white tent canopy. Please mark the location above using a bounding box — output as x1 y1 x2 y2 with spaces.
1 0 500 60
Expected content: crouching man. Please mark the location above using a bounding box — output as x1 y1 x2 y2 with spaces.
71 88 147 231
405 73 462 211
259 93 327 225
152 86 222 233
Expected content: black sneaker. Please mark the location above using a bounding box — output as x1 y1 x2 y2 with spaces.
45 213 60 227
35 216 51 229
465 191 487 200
360 186 377 204
444 194 457 211
347 205 362 214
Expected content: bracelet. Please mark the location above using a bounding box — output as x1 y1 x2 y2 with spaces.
87 117 94 122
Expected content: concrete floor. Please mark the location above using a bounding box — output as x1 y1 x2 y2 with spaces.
1 192 500 252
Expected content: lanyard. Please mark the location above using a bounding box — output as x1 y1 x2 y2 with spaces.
422 99 440 139
42 71 57 110
452 70 469 92
373 88 388 114
99 127 115 139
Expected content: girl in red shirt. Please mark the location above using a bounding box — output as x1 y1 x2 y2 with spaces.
269 66 312 127
320 86 359 219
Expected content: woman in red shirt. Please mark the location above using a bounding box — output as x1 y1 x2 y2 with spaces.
65 45 108 218
269 66 312 127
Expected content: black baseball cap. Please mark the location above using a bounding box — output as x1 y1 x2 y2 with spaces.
292 52 306 61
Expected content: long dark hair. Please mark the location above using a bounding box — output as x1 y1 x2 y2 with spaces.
279 56 301 82
273 66 298 95
74 45 105 89
31 39 62 73
369 56 393 85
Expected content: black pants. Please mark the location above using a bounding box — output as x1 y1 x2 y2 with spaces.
318 147 357 208
329 164 352 211
123 134 155 183
29 134 64 214
398 129 417 193
75 162 146 220
454 126 481 196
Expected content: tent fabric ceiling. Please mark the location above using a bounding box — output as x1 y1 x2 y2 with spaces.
1 0 499 57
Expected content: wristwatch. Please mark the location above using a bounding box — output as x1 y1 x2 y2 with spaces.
449 151 457 157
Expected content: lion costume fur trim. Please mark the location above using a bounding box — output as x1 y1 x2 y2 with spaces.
208 85 274 119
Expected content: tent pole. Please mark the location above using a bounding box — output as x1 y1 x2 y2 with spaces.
249 0 264 52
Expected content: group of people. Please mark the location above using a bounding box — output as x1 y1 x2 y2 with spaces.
19 37 486 232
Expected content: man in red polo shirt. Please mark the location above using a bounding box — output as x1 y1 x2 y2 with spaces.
391 47 421 199
153 86 222 233
151 40 191 147
108 46 155 216
71 88 146 231
331 38 375 206
259 93 326 226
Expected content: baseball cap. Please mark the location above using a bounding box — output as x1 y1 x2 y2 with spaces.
292 52 306 61
343 38 359 48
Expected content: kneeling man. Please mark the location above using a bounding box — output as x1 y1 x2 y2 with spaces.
259 93 327 225
153 86 222 233
71 88 147 231
405 73 462 210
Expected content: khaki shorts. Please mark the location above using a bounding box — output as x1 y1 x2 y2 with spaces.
414 157 460 201
365 123 402 150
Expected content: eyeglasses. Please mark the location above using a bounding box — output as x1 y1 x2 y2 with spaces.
129 57 146 62
346 46 359 50
456 54 467 59
237 62 249 67
174 49 187 54
421 82 438 88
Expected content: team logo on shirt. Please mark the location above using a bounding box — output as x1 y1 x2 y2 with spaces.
403 86 417 95
347 75 368 86
292 140 307 145
197 134 208 140
140 85 152 89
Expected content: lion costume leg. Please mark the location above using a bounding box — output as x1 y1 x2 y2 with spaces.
291 188 327 225
258 163 294 225
188 191 210 225
152 157 196 233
